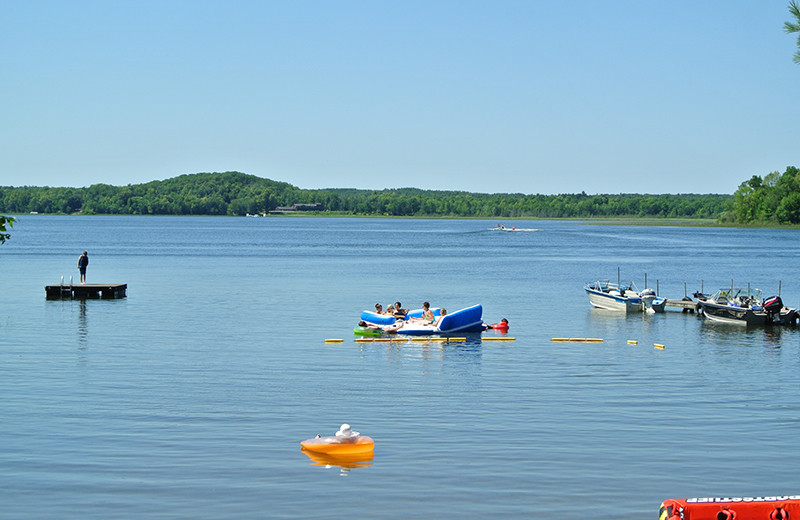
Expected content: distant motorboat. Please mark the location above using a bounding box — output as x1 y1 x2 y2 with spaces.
490 225 540 232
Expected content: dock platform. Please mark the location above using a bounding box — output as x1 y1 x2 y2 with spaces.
664 298 697 312
45 283 127 300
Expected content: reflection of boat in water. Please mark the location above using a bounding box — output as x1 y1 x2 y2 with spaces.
697 287 799 326
585 280 665 313
301 448 374 469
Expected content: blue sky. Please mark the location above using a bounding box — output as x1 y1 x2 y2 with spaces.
1 1 797 195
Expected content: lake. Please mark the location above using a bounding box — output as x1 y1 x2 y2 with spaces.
2 215 800 519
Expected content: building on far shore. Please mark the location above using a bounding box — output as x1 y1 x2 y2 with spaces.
269 203 324 214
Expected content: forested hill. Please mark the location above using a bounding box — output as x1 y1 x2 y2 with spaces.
0 171 731 219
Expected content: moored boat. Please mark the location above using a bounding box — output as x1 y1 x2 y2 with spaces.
697 287 799 326
585 279 657 313
640 288 667 313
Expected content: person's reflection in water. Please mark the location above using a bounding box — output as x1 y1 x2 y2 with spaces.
77 299 88 349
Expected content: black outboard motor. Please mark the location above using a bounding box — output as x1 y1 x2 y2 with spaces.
763 295 783 322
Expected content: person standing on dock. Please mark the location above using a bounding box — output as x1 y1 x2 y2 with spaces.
77 251 89 284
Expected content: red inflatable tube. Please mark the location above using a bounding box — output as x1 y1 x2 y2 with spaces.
660 496 800 520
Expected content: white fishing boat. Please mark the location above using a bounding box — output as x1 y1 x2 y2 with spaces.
585 280 665 313
585 279 645 312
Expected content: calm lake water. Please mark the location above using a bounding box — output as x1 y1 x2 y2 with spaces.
3 215 800 519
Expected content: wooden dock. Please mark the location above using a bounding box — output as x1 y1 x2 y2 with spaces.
45 283 127 300
664 298 697 312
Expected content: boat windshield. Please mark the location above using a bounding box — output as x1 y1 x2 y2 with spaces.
590 280 639 293
712 287 763 305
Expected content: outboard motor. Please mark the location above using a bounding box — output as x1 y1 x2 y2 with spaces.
763 295 783 321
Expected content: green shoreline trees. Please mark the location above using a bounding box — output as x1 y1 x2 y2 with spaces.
0 171 730 219
732 166 800 224
2 167 799 224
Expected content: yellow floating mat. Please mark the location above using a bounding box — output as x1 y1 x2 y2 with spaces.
355 338 373 343
391 338 408 343
627 340 638 345
373 338 390 342
482 337 515 341
410 338 430 342
447 337 467 342
654 343 665 350
585 338 603 343
551 338 570 342
324 339 343 343
429 337 448 342
569 338 587 342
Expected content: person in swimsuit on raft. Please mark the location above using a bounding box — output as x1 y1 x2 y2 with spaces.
393 302 408 318
359 320 404 333
410 302 435 324
433 308 447 327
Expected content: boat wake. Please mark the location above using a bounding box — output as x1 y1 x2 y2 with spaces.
488 227 541 232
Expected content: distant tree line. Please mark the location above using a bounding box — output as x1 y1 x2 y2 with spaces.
729 166 800 224
0 171 731 219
